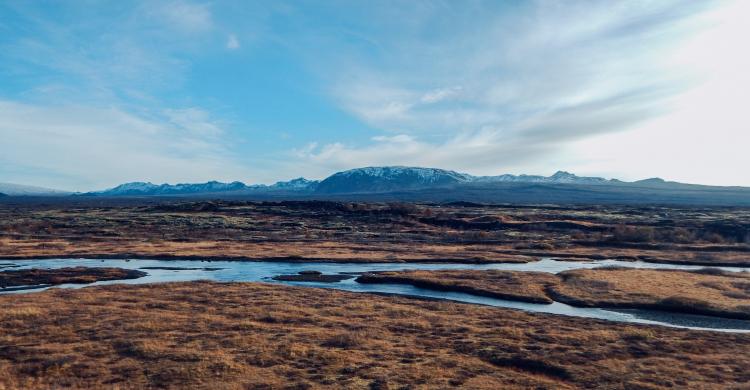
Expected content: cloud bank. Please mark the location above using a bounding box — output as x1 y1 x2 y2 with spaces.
0 101 246 190
294 1 730 180
1 0 748 188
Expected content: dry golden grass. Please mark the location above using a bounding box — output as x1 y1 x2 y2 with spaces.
551 268 750 319
357 270 558 303
0 281 749 389
357 268 750 320
0 201 748 265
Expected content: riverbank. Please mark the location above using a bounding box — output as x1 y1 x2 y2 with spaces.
357 269 558 303
1 281 749 389
4 258 750 329
0 267 146 290
357 267 750 320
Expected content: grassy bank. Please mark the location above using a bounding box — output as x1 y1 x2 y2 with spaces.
357 268 750 320
0 267 146 289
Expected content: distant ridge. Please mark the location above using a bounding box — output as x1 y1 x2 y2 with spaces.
85 178 321 197
84 166 748 196
86 166 638 197
14 166 747 206
89 181 248 196
0 182 70 196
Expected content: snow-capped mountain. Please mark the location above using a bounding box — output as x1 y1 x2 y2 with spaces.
88 181 248 196
45 165 750 205
88 178 321 196
315 166 471 194
472 171 610 185
82 166 683 197
83 167 639 196
315 167 621 194
269 178 320 191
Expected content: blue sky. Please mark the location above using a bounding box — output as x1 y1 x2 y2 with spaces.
1 0 748 190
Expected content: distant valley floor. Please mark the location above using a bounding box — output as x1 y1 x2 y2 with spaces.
0 199 748 266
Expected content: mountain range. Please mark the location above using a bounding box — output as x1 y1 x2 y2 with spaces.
85 167 631 196
2 167 749 206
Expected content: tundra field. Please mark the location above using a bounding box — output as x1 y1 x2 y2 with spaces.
0 199 748 265
2 281 750 389
0 199 749 389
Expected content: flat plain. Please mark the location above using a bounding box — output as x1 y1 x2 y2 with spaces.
1 199 748 265
1 199 749 389
2 282 750 389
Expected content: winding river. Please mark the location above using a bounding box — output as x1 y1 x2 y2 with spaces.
2 258 750 332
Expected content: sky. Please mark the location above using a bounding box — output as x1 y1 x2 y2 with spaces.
0 0 748 191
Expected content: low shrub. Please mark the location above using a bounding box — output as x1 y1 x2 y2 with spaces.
322 332 364 349
611 225 655 243
692 267 731 277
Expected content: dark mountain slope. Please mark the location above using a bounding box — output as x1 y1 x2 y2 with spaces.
315 166 470 194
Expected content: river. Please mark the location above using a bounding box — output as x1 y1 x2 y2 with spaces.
2 258 749 332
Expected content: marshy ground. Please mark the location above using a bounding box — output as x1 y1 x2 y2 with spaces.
2 281 750 389
0 267 146 290
357 267 750 319
0 199 748 266
1 199 749 388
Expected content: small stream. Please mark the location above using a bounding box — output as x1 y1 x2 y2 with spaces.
2 258 750 332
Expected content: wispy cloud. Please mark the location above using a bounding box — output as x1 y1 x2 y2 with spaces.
226 33 240 50
164 108 224 137
145 0 213 33
0 101 246 191
0 1 252 189
294 1 718 177
293 130 553 178
1 1 747 188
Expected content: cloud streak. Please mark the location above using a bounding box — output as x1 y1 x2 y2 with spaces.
292 0 723 177
0 101 246 190
1 1 748 188
226 34 240 49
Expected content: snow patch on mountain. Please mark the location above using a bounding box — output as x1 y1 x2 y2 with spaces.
88 181 248 196
82 166 672 197
315 166 472 193
270 178 320 190
471 171 610 185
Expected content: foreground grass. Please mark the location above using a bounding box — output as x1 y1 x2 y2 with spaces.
357 268 750 319
1 282 749 389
